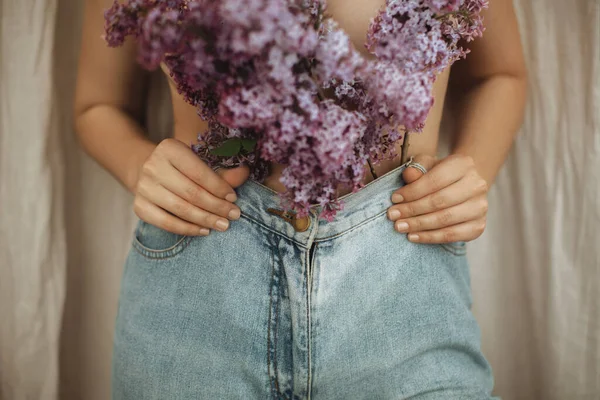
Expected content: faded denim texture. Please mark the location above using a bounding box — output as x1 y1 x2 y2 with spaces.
111 163 496 399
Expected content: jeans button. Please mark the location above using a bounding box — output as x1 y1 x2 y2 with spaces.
293 215 311 232
266 208 311 232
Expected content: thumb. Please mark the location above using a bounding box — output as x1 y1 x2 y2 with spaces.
402 154 437 184
216 165 251 189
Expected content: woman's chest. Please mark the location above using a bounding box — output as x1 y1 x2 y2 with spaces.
326 0 386 56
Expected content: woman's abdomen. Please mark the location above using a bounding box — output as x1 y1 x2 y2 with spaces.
167 68 450 194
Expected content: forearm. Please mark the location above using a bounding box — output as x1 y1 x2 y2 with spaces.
75 105 156 193
449 74 527 185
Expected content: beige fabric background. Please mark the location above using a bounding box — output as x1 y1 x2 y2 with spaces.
0 0 598 399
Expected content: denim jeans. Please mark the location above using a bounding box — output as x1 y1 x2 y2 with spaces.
112 163 496 399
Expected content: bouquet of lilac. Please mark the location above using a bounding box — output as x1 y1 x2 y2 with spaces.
105 0 487 220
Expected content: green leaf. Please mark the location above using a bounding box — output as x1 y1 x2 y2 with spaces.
240 138 257 152
209 139 242 157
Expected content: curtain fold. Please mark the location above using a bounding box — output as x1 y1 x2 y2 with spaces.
470 2 600 399
0 1 64 399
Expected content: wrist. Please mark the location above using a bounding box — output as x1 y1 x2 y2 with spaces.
126 140 156 194
448 148 495 186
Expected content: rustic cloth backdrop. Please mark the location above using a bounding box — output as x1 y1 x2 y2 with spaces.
0 1 598 399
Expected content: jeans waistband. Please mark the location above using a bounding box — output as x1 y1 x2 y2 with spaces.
235 161 410 248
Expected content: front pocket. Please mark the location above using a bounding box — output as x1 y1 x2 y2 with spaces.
439 241 467 256
132 219 192 259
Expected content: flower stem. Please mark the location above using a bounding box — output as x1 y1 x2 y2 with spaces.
400 132 410 164
316 87 327 101
367 158 378 180
436 10 470 20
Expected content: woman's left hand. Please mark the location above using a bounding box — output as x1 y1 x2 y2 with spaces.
387 154 489 244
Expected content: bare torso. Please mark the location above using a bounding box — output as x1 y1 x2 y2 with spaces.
163 0 450 195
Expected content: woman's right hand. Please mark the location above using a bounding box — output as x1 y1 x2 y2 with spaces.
133 138 250 236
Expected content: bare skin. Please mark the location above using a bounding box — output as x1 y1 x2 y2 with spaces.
74 0 526 242
158 0 447 196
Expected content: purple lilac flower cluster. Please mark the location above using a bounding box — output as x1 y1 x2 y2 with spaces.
104 0 487 220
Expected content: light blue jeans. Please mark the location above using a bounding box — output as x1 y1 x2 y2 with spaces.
112 163 496 399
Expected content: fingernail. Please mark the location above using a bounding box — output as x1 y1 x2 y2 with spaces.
408 234 419 242
216 219 229 231
226 193 237 202
228 208 241 220
396 222 409 232
392 194 404 203
388 210 401 220
198 228 210 236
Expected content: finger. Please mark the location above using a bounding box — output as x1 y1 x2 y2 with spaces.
159 139 238 202
392 155 470 203
134 196 210 236
392 196 487 233
406 218 487 244
388 175 488 219
137 180 231 232
401 154 437 184
157 164 241 221
217 165 251 188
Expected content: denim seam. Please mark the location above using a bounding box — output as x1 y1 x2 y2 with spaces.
242 209 393 246
439 243 467 256
307 243 318 400
131 236 193 260
314 209 389 242
305 245 312 400
404 387 493 399
273 244 289 399
241 213 308 248
267 246 282 399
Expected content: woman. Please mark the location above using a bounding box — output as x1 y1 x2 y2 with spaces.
74 0 527 398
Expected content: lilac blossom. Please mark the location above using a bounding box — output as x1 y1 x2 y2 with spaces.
104 0 487 220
